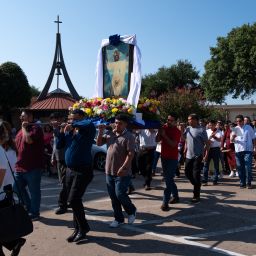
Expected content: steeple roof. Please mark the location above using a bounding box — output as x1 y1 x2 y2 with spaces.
37 15 80 101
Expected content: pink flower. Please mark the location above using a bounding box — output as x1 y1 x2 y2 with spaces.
102 105 108 111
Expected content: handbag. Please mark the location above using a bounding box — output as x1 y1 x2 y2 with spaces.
0 152 33 243
0 193 33 242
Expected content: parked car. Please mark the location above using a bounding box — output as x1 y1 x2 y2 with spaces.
91 139 107 171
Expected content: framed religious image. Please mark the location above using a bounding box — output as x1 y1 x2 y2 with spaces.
102 42 134 98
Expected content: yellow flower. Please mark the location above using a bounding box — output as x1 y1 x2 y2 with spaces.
85 108 92 116
111 108 119 113
73 103 80 109
128 108 133 114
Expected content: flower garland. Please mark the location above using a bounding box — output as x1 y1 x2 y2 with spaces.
69 97 161 121
70 97 135 120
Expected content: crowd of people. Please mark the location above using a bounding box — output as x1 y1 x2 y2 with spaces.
0 109 255 254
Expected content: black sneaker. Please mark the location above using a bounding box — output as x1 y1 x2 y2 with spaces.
160 203 170 211
127 186 135 195
213 181 218 185
247 184 253 189
145 185 151 191
169 197 179 204
191 197 200 203
73 231 87 243
66 230 78 243
11 238 26 256
29 214 40 221
55 207 67 215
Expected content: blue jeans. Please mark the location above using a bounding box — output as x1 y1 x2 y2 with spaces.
235 151 253 186
106 175 136 223
14 169 42 217
203 147 221 183
161 158 179 204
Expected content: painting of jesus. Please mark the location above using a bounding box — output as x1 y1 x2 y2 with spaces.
103 42 133 98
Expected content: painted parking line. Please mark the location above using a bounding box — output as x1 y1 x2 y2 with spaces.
41 203 58 209
92 193 155 203
41 187 105 192
86 215 246 256
184 224 256 239
135 211 220 226
41 187 61 191
124 225 247 256
93 198 112 203
41 190 105 198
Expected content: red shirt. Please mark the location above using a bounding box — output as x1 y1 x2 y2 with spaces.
15 125 45 172
44 132 53 146
161 125 181 160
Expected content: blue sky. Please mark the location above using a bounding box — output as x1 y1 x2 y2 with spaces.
1 0 256 104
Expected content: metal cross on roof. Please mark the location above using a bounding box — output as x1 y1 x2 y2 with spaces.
54 15 62 34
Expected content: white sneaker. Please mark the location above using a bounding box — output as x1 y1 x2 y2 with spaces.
109 220 124 228
229 171 235 177
235 172 239 177
128 210 136 224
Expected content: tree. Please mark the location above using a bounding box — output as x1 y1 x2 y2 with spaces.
158 90 226 122
0 62 31 108
30 85 41 97
0 62 32 121
201 23 256 103
141 60 200 97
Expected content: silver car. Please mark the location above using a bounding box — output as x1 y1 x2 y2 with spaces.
91 138 107 171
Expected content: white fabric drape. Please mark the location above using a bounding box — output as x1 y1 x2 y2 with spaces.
94 35 142 108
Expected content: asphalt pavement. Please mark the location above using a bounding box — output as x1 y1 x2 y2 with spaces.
4 167 256 256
